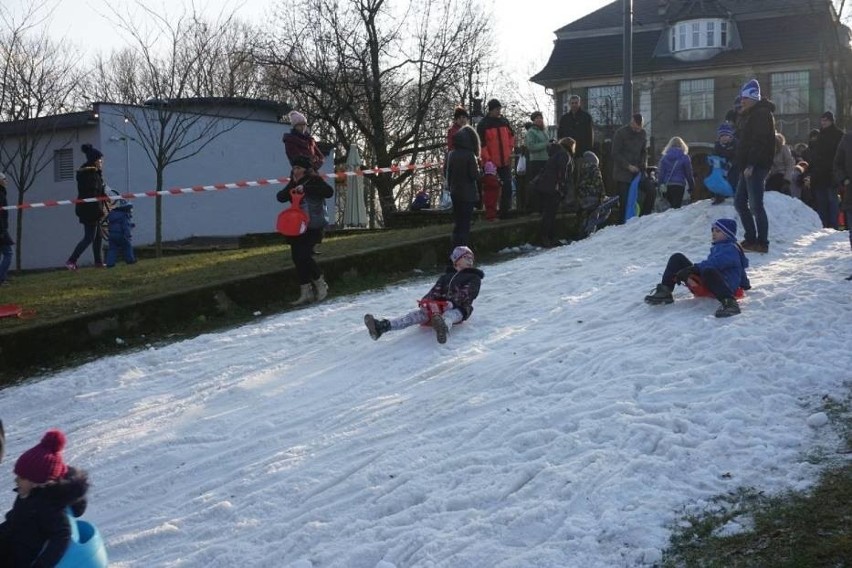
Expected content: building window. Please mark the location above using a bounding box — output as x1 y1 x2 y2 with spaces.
587 85 622 130
771 71 809 115
53 148 74 181
671 18 730 52
679 78 715 121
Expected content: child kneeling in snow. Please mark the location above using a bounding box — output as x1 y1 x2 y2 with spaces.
0 429 89 567
364 246 484 344
644 218 750 318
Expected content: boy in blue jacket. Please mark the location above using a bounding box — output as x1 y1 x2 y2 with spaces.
105 199 136 268
644 218 750 318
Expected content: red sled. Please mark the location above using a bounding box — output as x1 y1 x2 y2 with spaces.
685 276 745 299
0 304 34 319
276 189 309 237
417 299 449 326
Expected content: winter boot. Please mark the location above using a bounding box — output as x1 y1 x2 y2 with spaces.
364 314 391 340
312 275 329 301
431 314 449 344
715 297 741 318
644 284 674 305
291 283 315 306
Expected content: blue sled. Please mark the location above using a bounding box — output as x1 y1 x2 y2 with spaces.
624 174 641 221
704 155 735 197
56 509 108 568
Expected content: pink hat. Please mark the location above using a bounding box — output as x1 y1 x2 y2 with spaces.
484 161 497 176
289 111 307 126
14 429 69 483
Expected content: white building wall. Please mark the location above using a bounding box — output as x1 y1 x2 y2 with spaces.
7 103 334 270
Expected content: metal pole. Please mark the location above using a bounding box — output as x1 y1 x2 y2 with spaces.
623 0 633 124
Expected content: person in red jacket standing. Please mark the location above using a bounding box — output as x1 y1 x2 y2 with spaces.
283 110 325 172
477 99 515 219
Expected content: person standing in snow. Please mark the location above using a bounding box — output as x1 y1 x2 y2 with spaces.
833 128 852 279
644 218 750 318
656 136 695 209
364 246 484 344
0 429 90 567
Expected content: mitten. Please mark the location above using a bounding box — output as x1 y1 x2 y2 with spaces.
675 265 697 284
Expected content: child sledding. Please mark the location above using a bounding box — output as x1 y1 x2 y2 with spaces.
364 246 484 344
644 218 750 318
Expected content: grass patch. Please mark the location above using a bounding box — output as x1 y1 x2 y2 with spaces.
662 392 852 567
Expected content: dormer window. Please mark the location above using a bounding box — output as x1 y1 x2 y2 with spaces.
669 18 731 61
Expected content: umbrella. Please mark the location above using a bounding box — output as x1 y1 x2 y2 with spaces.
343 144 368 227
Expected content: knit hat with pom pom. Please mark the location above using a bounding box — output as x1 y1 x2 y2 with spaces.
14 429 69 483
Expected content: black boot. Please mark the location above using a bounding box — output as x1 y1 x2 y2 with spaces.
644 284 674 305
715 297 741 318
364 314 391 340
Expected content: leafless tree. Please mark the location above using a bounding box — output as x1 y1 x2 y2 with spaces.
258 0 494 220
0 3 80 269
90 3 262 256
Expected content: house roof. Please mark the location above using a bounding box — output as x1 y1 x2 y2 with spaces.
0 111 96 137
533 11 843 86
555 0 833 34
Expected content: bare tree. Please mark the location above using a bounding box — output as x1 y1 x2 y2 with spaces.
0 4 80 269
259 0 494 221
91 4 261 256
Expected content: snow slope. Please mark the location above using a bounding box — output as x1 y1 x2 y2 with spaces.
1 193 849 567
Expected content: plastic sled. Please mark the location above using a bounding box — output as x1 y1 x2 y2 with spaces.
624 174 641 222
417 299 449 326
276 189 309 236
686 276 745 299
583 196 619 237
0 304 22 319
55 509 108 568
704 156 734 197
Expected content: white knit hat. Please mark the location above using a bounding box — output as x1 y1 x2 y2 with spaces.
289 111 307 126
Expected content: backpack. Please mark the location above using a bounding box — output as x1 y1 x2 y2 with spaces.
276 189 309 237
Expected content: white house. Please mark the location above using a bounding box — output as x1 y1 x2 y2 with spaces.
0 98 335 270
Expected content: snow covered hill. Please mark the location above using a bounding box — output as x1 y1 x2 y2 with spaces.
1 193 849 567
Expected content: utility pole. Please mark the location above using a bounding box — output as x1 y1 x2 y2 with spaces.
623 0 634 124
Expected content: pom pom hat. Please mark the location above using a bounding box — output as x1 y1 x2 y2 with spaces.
450 246 474 264
81 143 103 164
289 111 308 126
712 218 738 241
717 123 735 138
483 161 497 175
14 429 68 484
740 79 761 101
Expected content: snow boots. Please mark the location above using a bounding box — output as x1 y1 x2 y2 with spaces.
364 314 391 340
291 283 315 306
431 314 449 344
715 297 741 318
644 284 674 305
313 275 329 301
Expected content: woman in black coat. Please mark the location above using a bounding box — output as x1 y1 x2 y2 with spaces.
276 156 334 305
445 125 481 247
65 144 108 270
535 137 576 247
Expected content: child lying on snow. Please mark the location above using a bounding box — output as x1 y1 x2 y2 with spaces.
644 218 751 318
364 246 484 344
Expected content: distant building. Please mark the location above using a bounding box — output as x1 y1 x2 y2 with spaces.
532 0 852 156
0 98 335 269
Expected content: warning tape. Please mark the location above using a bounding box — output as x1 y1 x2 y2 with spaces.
1 161 442 212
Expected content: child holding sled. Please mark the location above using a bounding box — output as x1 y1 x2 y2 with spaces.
0 429 90 567
364 246 484 344
644 218 750 318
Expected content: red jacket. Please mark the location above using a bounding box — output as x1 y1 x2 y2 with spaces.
446 123 462 151
476 116 515 168
283 130 325 171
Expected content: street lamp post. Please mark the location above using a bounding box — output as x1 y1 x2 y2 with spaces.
623 0 634 122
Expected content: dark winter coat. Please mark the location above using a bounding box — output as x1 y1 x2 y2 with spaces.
0 184 11 246
576 160 605 210
283 129 325 171
611 124 647 183
107 207 134 242
476 115 515 168
834 131 852 210
657 147 695 190
421 266 484 321
557 108 594 155
0 467 89 568
695 237 751 294
812 123 844 188
734 99 776 170
74 166 107 224
277 172 334 232
535 143 574 197
445 126 481 203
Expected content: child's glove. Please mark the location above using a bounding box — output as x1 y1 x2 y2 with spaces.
675 266 698 284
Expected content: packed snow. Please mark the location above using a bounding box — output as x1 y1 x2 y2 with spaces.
1 193 850 567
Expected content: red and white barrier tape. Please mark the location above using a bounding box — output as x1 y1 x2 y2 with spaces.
1 161 441 211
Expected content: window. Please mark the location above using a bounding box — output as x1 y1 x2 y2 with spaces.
678 26 686 50
587 86 623 128
771 71 809 115
53 149 73 181
691 23 700 48
679 78 715 121
720 22 728 46
670 18 730 52
706 22 715 47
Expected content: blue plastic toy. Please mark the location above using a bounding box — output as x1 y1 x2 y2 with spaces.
55 508 108 568
704 155 735 197
624 174 641 221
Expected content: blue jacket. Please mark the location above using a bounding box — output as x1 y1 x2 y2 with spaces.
657 147 695 190
696 237 751 293
107 207 134 241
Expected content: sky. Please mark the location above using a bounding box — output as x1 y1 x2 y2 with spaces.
0 193 849 566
